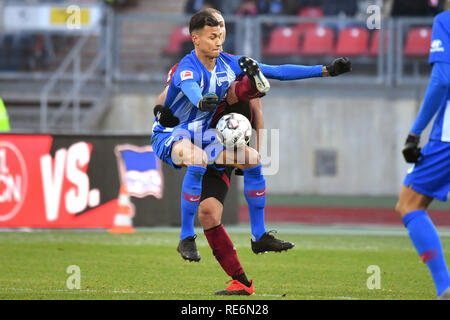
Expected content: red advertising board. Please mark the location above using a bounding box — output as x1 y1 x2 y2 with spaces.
0 134 164 228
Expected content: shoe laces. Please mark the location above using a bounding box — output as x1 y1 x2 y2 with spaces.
265 230 278 238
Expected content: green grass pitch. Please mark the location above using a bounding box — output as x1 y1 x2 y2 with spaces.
1 225 449 300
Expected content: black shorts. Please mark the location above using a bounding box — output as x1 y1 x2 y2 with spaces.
200 100 253 204
200 166 234 204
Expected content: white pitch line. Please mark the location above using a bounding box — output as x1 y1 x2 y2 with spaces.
0 287 170 296
0 287 360 300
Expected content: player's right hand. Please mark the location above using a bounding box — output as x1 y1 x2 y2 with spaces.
154 105 180 127
326 57 352 76
198 93 219 112
402 133 422 163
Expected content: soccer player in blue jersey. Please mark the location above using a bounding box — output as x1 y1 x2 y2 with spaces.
151 9 350 294
395 10 450 300
155 9 299 263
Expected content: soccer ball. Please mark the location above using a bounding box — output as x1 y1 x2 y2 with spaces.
216 113 252 149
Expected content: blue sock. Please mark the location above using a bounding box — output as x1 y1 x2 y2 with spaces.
180 165 206 240
403 210 450 296
243 164 266 241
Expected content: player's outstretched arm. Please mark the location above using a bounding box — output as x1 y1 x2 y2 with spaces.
258 63 323 80
256 57 351 81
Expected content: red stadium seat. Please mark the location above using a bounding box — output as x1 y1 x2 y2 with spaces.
369 30 388 56
263 26 301 56
163 25 191 55
404 27 432 57
296 6 323 36
299 26 334 56
335 27 369 56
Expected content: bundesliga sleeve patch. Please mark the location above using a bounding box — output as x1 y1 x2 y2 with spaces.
180 70 194 81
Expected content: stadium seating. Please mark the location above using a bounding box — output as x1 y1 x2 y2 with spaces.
263 26 301 56
299 26 334 56
403 27 432 57
369 30 388 56
163 25 191 55
296 6 323 37
335 27 369 56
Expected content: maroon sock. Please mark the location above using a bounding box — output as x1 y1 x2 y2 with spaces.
204 224 244 278
234 76 265 102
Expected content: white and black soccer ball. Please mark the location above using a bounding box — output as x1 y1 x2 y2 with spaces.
216 113 252 149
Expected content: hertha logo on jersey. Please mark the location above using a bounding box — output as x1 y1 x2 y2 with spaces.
216 71 229 87
180 70 194 81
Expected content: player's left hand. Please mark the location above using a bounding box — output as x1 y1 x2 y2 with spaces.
326 57 352 76
402 133 422 163
198 93 219 112
154 105 180 127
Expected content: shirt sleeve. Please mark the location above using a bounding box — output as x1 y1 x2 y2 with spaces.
172 61 203 107
180 81 203 107
410 62 450 135
228 54 324 81
258 63 323 80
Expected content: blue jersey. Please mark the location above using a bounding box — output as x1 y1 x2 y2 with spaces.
153 51 243 136
429 10 450 65
429 68 450 143
410 11 450 143
152 50 324 138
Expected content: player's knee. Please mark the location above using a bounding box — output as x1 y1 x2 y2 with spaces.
191 152 208 167
198 199 222 227
187 147 208 167
395 200 407 217
172 139 208 167
395 198 426 217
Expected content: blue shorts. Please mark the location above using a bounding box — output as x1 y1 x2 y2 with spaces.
151 129 225 170
403 140 450 202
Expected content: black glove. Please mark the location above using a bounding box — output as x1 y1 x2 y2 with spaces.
153 105 179 127
198 93 219 112
326 57 352 76
402 134 422 163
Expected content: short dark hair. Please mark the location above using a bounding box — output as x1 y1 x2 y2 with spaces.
189 10 220 34
202 7 223 17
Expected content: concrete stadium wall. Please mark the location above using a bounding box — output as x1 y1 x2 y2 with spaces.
259 92 417 197
98 82 427 197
